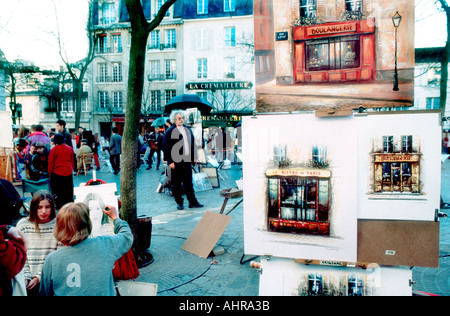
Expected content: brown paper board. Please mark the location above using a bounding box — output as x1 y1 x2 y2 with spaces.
357 220 440 268
181 211 231 258
0 155 13 182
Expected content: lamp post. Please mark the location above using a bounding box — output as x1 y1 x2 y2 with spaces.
392 11 402 91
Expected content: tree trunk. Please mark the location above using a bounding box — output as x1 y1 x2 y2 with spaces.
439 0 450 118
120 23 149 239
121 0 177 263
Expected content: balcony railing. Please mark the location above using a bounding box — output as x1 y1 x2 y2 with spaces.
148 74 177 81
96 46 123 54
96 76 123 83
147 43 177 50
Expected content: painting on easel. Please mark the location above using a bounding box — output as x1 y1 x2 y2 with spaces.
254 0 415 113
242 113 358 262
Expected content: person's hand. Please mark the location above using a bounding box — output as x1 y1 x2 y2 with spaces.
6 226 28 251
26 277 39 290
103 205 119 221
169 162 175 169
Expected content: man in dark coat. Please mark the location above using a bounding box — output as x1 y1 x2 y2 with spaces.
162 110 203 210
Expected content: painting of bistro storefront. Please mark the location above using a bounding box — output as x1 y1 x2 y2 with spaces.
266 151 332 235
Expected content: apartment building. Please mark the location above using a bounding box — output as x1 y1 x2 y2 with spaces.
89 0 254 138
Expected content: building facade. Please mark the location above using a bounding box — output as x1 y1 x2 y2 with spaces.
89 0 254 139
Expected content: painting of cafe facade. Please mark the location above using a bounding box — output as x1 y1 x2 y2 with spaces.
254 0 415 111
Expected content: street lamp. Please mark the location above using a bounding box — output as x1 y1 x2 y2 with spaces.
392 11 402 91
16 103 22 125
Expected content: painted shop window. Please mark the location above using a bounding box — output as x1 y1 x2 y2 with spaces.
345 0 362 12
381 162 413 193
300 0 317 18
267 176 330 234
306 36 360 71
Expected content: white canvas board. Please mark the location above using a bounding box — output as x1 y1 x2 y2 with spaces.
258 257 412 296
74 184 119 237
242 113 358 262
356 112 441 221
0 112 13 148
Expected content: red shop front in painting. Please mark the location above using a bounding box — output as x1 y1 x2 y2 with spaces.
293 19 376 84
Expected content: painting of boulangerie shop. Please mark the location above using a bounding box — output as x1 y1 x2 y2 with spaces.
254 0 414 111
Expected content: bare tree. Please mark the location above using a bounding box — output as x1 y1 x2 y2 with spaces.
121 0 177 259
55 0 98 129
437 0 450 117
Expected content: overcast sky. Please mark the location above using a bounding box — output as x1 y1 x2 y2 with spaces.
0 0 89 67
0 0 447 68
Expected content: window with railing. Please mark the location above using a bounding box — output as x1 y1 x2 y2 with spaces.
81 98 88 112
98 34 107 54
112 63 123 82
111 34 122 53
149 30 160 49
61 98 73 112
98 91 109 109
99 63 108 83
150 90 162 111
165 59 176 80
112 91 123 108
165 90 176 104
149 60 161 80
165 29 176 49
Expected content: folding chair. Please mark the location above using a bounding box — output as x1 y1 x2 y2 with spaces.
77 153 94 176
22 178 52 213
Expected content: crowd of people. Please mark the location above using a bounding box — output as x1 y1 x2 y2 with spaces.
1 110 209 296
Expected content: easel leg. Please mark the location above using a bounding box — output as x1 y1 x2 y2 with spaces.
240 253 259 265
219 197 229 214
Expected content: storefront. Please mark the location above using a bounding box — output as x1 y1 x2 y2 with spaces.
266 167 331 235
293 19 376 83
372 135 421 194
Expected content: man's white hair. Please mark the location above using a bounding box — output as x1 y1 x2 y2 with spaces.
169 110 185 124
